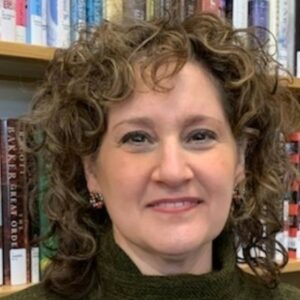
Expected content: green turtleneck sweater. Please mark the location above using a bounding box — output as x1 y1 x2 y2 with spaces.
3 227 300 300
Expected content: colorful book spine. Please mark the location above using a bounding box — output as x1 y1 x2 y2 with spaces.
232 0 248 29
104 0 123 21
86 0 94 27
70 0 86 42
94 0 103 25
47 0 70 48
26 151 40 283
123 1 146 20
0 119 28 285
26 0 43 45
1 0 16 42
197 0 221 15
248 0 269 44
15 0 26 43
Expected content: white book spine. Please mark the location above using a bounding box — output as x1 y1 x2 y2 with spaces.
286 0 295 75
10 248 26 285
31 247 40 283
47 0 64 47
1 0 16 42
62 0 71 48
41 0 47 46
297 51 300 77
232 0 248 29
268 0 279 59
0 0 2 41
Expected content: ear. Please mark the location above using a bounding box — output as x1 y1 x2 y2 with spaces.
234 138 247 185
82 155 102 194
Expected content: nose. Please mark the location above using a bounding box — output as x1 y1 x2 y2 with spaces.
151 141 194 188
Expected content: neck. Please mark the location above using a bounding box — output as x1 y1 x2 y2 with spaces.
114 233 213 276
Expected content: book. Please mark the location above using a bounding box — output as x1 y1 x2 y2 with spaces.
41 0 47 46
123 0 146 20
294 1 300 77
232 0 248 29
47 0 70 48
248 0 269 45
0 119 29 285
104 0 123 21
70 0 86 42
26 0 43 45
15 0 26 43
86 0 103 27
197 0 221 15
1 0 16 42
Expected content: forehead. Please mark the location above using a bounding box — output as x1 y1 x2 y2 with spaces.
107 62 227 125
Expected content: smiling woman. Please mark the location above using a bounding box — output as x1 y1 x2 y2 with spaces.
4 6 300 300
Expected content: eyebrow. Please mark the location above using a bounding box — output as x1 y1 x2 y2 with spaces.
112 115 224 130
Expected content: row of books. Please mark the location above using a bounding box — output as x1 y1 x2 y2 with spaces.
0 0 220 48
0 118 44 286
278 132 300 260
1 1 299 76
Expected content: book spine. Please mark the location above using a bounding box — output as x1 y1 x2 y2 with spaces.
1 119 28 285
232 0 248 29
294 0 300 76
197 0 221 15
0 123 3 285
26 150 40 283
248 0 269 45
104 0 123 21
123 0 146 20
15 0 26 43
41 0 47 46
277 0 295 75
70 0 86 42
26 0 43 45
62 0 71 48
94 0 103 25
183 0 197 19
1 0 16 42
47 0 64 47
86 0 94 27
268 0 279 60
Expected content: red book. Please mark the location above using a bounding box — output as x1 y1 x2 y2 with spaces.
0 119 29 285
197 0 221 15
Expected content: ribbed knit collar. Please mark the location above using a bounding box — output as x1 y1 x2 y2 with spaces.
97 226 239 300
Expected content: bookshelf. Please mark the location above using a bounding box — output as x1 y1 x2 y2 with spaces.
0 42 300 296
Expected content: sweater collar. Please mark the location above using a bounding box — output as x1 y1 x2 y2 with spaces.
97 226 239 299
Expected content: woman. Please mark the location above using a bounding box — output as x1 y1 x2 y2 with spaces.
5 11 300 300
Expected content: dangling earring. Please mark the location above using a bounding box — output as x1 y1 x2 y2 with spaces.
90 192 105 209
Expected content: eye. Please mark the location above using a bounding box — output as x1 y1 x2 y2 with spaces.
186 129 217 145
120 131 154 145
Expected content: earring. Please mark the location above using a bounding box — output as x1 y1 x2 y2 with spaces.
90 192 105 209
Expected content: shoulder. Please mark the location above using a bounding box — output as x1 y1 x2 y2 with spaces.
1 283 66 300
237 270 300 300
276 282 300 300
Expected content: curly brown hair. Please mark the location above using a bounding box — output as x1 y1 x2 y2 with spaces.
23 10 300 299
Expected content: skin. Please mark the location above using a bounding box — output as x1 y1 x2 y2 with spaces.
84 62 245 276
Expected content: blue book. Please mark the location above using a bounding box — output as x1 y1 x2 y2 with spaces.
94 0 103 26
86 0 94 27
248 0 269 44
70 0 86 42
26 0 43 45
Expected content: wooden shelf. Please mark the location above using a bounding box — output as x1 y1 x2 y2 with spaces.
0 41 55 61
0 284 33 298
287 77 300 91
0 42 55 81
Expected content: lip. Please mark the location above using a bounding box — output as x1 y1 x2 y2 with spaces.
146 197 203 213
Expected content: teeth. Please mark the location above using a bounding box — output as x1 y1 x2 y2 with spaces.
154 201 192 208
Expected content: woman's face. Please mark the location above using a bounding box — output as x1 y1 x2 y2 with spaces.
84 62 245 273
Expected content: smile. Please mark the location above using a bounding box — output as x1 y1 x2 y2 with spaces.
147 198 203 213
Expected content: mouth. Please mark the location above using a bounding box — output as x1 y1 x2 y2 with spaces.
146 197 203 213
